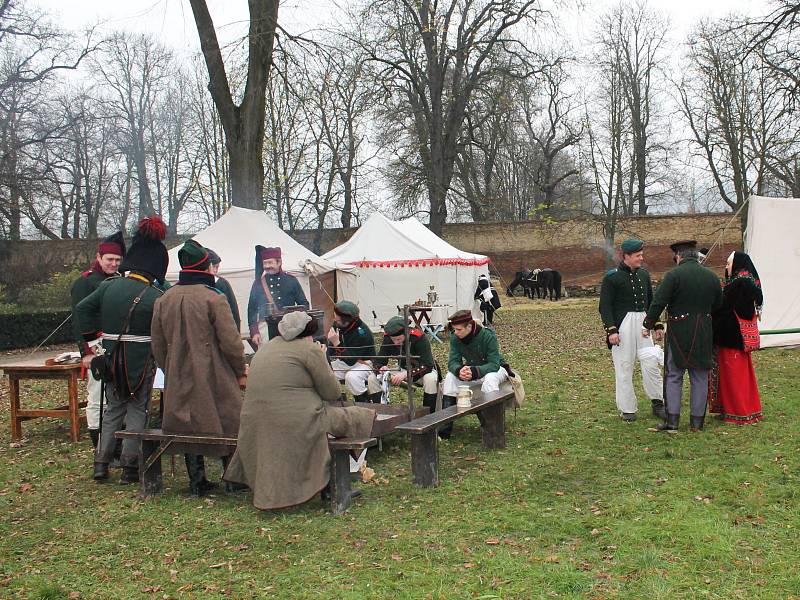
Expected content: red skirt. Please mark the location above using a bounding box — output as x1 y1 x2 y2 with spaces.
716 347 763 424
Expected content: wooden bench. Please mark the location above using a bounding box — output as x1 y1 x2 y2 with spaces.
394 389 514 488
115 429 377 515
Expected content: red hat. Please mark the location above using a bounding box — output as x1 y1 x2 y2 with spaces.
98 231 125 257
260 247 282 260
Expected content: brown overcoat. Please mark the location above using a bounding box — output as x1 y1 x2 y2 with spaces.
151 283 246 436
223 336 375 510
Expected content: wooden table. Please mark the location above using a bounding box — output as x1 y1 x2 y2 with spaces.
2 357 85 442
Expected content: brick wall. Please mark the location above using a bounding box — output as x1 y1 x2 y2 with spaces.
0 213 741 299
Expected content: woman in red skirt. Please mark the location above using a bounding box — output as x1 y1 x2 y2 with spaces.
710 251 764 423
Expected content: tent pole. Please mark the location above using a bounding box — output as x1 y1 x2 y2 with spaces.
403 305 415 421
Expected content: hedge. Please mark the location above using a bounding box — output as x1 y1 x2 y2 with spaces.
0 310 74 351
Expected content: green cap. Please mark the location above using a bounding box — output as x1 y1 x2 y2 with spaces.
384 316 406 336
334 300 360 318
621 239 644 253
178 240 209 269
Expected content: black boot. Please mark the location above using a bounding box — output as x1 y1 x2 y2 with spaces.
88 429 100 449
438 395 456 439
109 437 124 469
220 455 247 493
656 413 680 432
185 454 217 497
353 391 370 403
651 399 667 420
92 461 109 481
421 392 438 414
689 415 705 431
119 465 139 484
368 392 383 403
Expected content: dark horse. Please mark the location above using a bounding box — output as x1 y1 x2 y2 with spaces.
506 269 562 300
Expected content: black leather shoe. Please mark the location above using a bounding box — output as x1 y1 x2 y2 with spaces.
119 466 139 484
651 399 667 420
621 413 637 422
92 461 109 481
689 415 705 431
656 413 680 432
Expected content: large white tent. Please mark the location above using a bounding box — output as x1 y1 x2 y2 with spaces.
166 207 356 333
322 213 490 330
744 195 800 348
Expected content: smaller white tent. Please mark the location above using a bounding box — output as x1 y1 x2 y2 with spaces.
322 213 489 330
744 195 800 348
166 207 356 333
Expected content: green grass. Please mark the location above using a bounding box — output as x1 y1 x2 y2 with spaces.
1 300 799 599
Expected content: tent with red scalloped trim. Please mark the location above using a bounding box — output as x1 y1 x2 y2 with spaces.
322 213 490 331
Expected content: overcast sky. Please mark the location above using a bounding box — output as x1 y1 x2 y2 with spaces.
33 0 773 54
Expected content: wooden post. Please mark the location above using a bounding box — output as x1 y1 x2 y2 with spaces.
410 431 439 487
403 305 415 421
480 403 506 449
139 439 163 497
328 448 352 515
9 374 21 440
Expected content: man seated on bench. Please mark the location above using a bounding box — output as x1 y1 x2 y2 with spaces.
441 309 509 439
326 301 377 402
368 316 440 411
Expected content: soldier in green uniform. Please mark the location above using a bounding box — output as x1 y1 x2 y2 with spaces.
327 300 376 401
75 216 169 483
368 315 440 408
70 232 125 448
644 240 723 432
599 238 665 422
440 309 509 438
206 247 241 333
247 246 309 346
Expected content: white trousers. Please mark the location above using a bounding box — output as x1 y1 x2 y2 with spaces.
367 370 440 395
611 312 663 414
85 371 103 430
443 367 509 397
330 359 372 395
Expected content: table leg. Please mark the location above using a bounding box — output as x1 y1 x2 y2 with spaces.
329 448 352 515
9 374 21 440
139 439 163 497
410 431 439 487
68 372 80 443
480 403 506 449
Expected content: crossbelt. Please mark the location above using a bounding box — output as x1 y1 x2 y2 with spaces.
101 333 152 343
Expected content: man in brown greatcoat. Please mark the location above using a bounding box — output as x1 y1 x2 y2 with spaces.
151 240 247 496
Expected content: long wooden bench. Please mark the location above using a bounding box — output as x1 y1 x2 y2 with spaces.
394 389 514 488
115 429 377 515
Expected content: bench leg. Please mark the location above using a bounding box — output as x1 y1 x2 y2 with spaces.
138 439 163 497
480 403 506 449
329 448 353 515
410 431 439 487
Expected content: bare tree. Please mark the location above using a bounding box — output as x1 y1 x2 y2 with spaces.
362 0 545 234
188 0 279 210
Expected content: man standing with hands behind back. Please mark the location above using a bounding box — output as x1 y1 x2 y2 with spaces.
643 240 723 432
599 238 665 422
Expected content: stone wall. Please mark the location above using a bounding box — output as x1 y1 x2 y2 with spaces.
0 213 741 300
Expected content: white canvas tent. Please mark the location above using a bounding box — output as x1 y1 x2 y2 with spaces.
166 207 356 333
744 195 800 348
322 213 490 330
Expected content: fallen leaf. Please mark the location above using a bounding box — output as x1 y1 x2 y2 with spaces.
17 483 32 493
590 528 600 536
555 491 565 496
390 554 403 561
485 538 500 545
69 593 80 599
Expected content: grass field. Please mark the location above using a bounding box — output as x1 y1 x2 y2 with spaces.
1 299 798 599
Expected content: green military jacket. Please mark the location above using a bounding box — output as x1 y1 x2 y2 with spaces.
328 318 376 366
448 324 505 380
599 263 655 329
70 268 113 354
644 259 723 369
74 274 165 394
373 328 436 379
